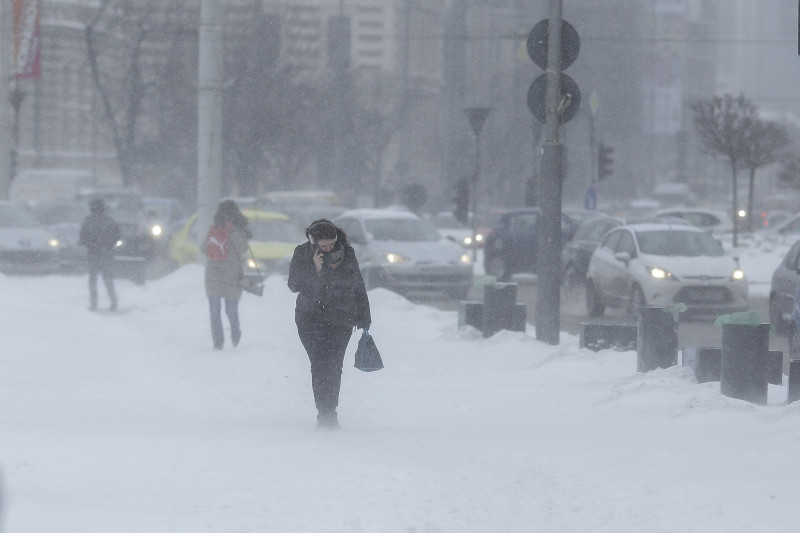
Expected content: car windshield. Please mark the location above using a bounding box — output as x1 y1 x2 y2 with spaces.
0 206 41 228
365 218 442 242
31 202 89 225
82 193 144 219
636 230 724 257
249 218 304 243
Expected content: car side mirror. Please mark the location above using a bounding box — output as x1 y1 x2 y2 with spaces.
613 251 631 265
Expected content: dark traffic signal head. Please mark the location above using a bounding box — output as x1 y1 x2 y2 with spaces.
598 142 614 181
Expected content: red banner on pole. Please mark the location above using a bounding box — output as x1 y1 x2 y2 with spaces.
14 0 42 80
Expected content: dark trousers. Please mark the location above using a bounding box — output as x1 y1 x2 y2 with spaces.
88 258 116 309
209 297 240 349
297 320 353 415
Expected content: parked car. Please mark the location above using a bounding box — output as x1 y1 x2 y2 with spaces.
585 222 748 317
654 207 733 234
0 201 61 275
75 188 154 284
169 209 303 279
561 214 624 292
789 285 800 361
768 238 800 332
334 208 473 298
768 212 800 236
428 211 473 248
483 208 578 281
142 197 189 241
27 199 90 272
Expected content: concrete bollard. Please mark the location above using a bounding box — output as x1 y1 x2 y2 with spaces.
788 360 800 404
720 323 770 405
637 307 678 372
682 347 721 383
482 282 518 338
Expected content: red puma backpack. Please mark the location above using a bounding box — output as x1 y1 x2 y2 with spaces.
206 223 233 261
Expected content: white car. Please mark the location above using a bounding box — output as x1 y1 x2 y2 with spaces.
0 202 61 275
334 209 473 299
585 222 747 317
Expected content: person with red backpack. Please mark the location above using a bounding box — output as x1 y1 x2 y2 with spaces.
201 200 252 350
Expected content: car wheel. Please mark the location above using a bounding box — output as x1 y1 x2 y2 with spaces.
586 279 605 317
769 293 785 333
628 285 646 317
486 257 510 281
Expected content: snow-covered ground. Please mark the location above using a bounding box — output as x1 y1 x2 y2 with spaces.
1 233 799 532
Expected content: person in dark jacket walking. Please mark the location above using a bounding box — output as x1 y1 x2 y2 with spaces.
288 219 371 429
201 200 252 350
79 197 120 311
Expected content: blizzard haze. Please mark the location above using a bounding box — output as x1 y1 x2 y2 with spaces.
1 235 800 532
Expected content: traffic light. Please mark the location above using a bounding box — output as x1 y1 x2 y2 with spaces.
453 177 470 225
597 142 614 181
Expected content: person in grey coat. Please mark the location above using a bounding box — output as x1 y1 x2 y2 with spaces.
79 197 120 311
288 219 371 429
201 200 251 350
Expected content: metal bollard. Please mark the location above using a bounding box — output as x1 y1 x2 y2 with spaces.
637 307 678 373
458 301 483 330
720 323 770 405
767 350 784 386
482 282 518 338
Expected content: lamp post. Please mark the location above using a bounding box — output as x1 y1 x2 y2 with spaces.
465 106 491 261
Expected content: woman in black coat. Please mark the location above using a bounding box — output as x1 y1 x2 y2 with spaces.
288 219 371 429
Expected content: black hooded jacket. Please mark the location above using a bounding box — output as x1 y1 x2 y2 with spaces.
288 231 371 329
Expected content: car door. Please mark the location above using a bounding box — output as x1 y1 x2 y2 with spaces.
505 211 539 273
774 240 800 318
608 230 637 305
589 229 622 301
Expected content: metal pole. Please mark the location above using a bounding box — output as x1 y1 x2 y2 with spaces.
471 129 480 261
535 0 563 345
197 0 224 243
0 1 11 200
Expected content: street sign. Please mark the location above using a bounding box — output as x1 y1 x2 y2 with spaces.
527 72 581 124
526 19 580 70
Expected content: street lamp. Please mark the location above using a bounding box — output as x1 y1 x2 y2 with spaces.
464 106 491 261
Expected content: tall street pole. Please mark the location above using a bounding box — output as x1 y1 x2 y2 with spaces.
535 0 564 345
197 0 224 241
465 107 491 262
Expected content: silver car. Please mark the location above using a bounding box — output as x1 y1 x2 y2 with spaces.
0 202 60 275
335 208 473 299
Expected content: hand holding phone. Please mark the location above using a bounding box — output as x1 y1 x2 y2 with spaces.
313 246 324 273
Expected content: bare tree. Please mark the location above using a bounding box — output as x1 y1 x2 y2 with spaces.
691 94 757 246
741 120 791 231
85 0 159 187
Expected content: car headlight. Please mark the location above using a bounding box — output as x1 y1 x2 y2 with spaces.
48 238 59 248
463 236 473 246
247 257 266 271
648 266 675 280
150 224 163 237
383 253 409 264
731 268 745 281
115 240 123 248
459 253 472 264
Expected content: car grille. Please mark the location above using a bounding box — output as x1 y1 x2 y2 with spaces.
0 250 57 264
674 286 732 305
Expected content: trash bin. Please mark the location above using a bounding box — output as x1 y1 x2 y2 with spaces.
482 282 518 338
637 307 678 373
788 360 800 404
720 323 770 405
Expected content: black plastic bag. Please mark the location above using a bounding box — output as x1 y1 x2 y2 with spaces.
241 277 264 297
354 331 383 372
